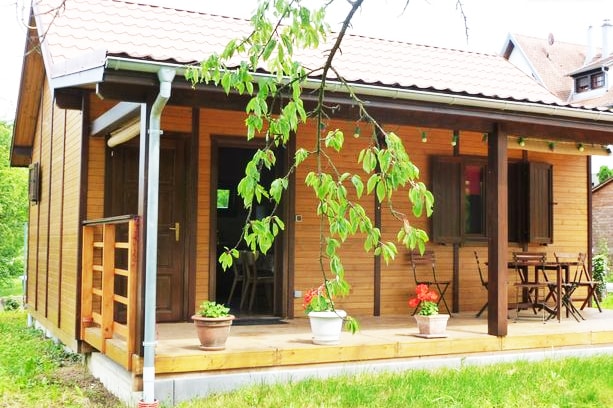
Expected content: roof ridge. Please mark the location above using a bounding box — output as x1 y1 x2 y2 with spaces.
337 31 499 57
108 0 250 22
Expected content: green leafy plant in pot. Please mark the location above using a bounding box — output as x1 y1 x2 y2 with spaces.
192 300 235 350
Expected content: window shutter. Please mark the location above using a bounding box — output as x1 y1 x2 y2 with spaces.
508 161 525 242
431 157 461 243
528 162 553 244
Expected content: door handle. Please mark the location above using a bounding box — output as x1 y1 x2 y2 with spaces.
169 222 180 242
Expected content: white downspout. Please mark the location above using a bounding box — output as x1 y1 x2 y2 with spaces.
141 67 175 405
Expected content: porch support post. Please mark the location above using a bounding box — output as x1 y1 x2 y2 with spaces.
486 125 508 336
142 67 176 404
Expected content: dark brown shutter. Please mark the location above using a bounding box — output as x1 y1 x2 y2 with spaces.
431 156 461 243
507 161 525 243
528 161 553 244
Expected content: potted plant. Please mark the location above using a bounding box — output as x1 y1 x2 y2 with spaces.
191 300 235 350
408 284 449 338
303 279 358 345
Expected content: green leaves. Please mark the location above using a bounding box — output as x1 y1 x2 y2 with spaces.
243 216 285 255
219 248 239 271
0 122 28 285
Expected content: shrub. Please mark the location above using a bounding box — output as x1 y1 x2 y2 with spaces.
2 297 20 311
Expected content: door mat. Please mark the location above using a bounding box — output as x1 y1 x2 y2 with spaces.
233 317 287 326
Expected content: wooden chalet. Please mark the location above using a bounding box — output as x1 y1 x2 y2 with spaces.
10 0 613 404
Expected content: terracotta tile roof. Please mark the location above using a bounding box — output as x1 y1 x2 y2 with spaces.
34 0 562 106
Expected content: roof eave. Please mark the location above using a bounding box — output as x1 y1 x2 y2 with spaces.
104 56 613 125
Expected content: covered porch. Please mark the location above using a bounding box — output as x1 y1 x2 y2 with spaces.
149 309 613 375
96 309 613 404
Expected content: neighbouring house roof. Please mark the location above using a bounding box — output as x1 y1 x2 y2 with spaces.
503 34 588 103
593 175 613 193
504 32 613 109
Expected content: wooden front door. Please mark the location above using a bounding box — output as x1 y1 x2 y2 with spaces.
108 136 188 322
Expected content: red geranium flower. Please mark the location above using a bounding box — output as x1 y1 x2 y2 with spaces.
407 284 440 316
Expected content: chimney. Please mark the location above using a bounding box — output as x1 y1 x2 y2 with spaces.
586 25 594 64
602 19 612 59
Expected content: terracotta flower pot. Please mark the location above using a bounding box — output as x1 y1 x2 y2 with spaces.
192 314 235 350
414 314 449 338
308 310 346 345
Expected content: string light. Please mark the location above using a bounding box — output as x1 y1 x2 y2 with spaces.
548 142 556 151
421 131 427 143
577 143 585 152
482 133 488 142
451 130 459 146
518 137 526 147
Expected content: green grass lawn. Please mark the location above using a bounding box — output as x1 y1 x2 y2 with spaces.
1 294 612 407
176 354 613 408
0 311 123 408
601 293 613 309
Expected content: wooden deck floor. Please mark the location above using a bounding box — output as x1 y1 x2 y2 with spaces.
135 308 613 377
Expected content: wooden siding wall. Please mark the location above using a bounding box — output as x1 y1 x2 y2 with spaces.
291 119 375 315
26 77 84 350
27 89 594 341
193 110 590 317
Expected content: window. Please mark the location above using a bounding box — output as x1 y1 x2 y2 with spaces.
28 162 40 204
464 164 485 235
217 189 230 209
575 70 606 93
591 72 605 89
431 156 553 245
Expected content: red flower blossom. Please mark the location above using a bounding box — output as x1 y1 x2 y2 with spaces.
407 284 440 316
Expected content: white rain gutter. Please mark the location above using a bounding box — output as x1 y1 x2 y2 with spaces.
142 67 176 405
104 56 613 126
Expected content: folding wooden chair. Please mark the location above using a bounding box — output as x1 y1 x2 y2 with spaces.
226 255 246 307
513 252 555 322
240 251 274 312
474 251 488 318
572 252 602 312
553 252 586 321
409 250 451 315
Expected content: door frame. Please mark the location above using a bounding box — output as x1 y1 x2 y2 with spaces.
104 131 196 322
209 135 290 317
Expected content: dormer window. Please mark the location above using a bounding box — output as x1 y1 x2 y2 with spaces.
575 71 605 93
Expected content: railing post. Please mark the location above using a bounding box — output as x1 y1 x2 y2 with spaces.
80 225 94 339
102 224 116 339
126 218 139 368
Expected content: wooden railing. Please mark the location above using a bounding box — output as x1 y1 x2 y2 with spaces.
80 215 139 370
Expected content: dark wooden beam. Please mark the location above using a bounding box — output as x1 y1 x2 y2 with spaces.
487 125 509 336
55 89 84 110
95 69 613 145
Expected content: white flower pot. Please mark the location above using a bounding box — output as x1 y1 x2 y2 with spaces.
308 310 347 345
414 314 449 338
